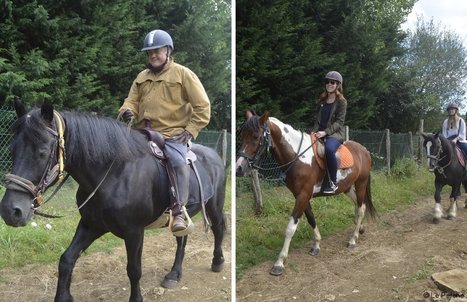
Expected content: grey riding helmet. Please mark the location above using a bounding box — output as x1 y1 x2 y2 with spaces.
446 102 459 111
141 29 174 52
325 71 343 84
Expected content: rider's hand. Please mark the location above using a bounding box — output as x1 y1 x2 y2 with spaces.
121 109 134 123
172 130 193 145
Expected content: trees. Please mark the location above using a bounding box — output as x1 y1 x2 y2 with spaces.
236 0 415 129
376 17 467 132
0 0 231 130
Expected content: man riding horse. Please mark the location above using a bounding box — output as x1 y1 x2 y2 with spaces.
119 29 211 235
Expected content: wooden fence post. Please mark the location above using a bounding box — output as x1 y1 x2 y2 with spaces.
251 169 263 215
408 131 413 159
222 129 227 166
386 129 391 173
418 119 424 162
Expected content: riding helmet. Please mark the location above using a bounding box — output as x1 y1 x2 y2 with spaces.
141 29 174 52
325 71 343 84
446 102 459 111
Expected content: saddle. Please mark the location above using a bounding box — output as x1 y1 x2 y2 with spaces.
137 126 214 230
310 132 354 170
455 146 467 167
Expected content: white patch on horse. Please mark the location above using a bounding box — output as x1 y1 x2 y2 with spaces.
426 141 432 168
269 118 313 166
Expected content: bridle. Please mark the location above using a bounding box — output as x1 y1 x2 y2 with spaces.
238 123 272 169
238 122 313 172
4 111 66 210
426 136 451 176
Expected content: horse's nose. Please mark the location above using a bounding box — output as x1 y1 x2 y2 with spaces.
236 165 243 176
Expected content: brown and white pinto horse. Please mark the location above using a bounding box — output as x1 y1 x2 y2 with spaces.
236 111 376 276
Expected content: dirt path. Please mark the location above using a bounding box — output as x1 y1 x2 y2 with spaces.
237 196 467 302
0 214 231 302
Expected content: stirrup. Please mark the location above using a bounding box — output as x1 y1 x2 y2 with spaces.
168 206 194 237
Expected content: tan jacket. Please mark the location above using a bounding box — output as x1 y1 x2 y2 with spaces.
120 59 210 139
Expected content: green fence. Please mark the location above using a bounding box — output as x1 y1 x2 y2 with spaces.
0 107 231 180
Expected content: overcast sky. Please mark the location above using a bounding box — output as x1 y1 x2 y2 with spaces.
402 0 467 48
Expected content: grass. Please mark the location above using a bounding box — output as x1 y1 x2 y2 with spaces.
236 163 436 279
0 171 231 271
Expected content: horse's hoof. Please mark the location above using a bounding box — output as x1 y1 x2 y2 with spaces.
447 215 456 220
309 247 320 256
347 242 356 249
211 262 224 272
359 227 365 235
161 277 179 289
433 217 441 224
270 266 284 276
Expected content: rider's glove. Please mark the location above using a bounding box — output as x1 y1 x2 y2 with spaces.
172 130 193 145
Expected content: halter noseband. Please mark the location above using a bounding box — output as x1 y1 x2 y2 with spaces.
4 111 66 209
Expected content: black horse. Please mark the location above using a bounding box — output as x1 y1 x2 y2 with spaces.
0 100 226 302
422 132 467 223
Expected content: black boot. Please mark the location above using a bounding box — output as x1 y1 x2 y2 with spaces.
170 164 191 233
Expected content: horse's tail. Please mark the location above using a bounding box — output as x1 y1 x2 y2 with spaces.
364 173 377 221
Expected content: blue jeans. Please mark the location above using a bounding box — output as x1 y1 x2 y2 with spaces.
164 141 190 216
324 137 342 183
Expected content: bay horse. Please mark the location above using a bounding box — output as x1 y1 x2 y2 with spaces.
422 132 467 223
0 100 226 302
236 111 376 276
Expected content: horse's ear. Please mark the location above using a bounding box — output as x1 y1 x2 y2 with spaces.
13 96 27 118
245 110 253 119
259 111 270 124
41 102 54 124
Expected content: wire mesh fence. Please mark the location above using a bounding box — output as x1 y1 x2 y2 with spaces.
0 106 231 181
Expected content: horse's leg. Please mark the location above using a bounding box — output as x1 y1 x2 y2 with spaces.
270 192 310 276
304 204 321 256
433 181 444 224
345 184 366 249
124 228 145 302
447 185 460 220
270 215 299 276
161 235 188 288
55 220 105 302
206 200 225 272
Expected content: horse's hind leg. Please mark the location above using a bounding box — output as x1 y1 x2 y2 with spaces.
304 204 321 256
55 220 105 302
345 185 366 249
124 228 145 302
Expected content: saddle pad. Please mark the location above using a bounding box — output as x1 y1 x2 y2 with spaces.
310 133 354 170
455 147 466 167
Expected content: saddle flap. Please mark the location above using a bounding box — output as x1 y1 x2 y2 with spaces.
310 132 354 169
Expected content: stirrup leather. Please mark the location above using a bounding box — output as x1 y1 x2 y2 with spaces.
168 206 194 237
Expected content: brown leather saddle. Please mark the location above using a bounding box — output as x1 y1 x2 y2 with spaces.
310 132 354 170
136 125 213 206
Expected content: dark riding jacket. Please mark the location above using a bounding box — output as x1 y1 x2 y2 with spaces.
312 98 347 142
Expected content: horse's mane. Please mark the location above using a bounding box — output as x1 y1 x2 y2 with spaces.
241 115 262 132
12 109 149 165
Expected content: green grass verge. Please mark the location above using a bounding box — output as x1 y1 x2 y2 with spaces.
236 163 436 279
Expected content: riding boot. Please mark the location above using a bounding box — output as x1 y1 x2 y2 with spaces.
170 164 191 233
